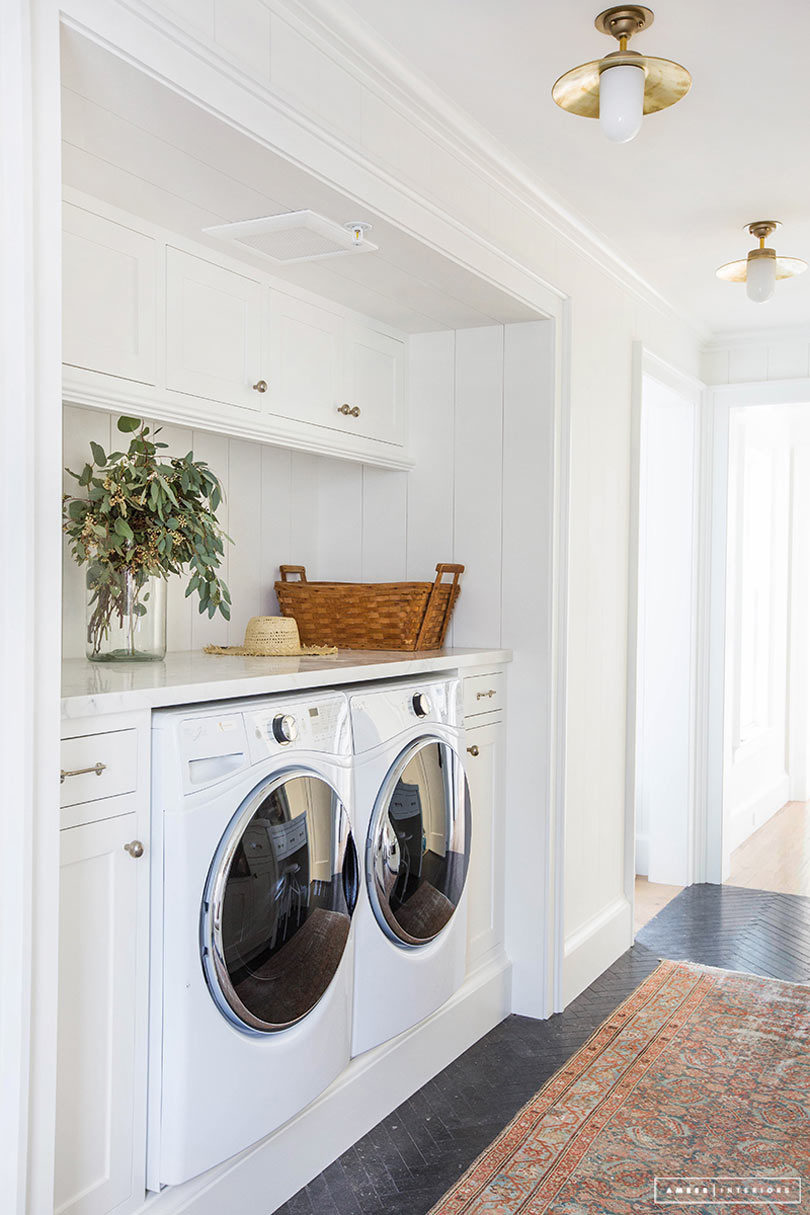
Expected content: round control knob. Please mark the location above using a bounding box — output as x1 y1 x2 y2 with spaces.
412 693 432 718
271 713 298 744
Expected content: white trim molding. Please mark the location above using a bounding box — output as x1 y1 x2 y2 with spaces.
562 896 631 1008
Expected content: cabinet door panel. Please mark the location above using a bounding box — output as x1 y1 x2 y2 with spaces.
344 324 405 445
267 290 342 428
465 718 505 968
63 204 156 384
166 248 263 410
55 813 144 1215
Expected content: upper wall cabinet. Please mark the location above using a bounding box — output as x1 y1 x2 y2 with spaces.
267 290 343 429
62 193 412 470
166 249 264 412
345 324 405 445
63 203 157 385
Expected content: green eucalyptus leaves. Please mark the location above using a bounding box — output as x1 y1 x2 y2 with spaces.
64 416 231 657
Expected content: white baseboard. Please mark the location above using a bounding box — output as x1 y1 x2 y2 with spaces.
139 954 512 1215
562 896 632 1007
726 775 790 854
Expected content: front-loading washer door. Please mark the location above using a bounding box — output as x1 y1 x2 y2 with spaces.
368 739 471 948
201 769 357 1034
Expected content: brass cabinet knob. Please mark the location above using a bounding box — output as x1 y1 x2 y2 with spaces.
252 380 268 393
466 745 480 757
124 840 144 859
476 689 497 700
337 403 361 417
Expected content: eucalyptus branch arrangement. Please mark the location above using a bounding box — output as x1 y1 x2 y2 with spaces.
63 416 231 658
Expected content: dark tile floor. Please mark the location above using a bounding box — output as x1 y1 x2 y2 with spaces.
273 884 810 1215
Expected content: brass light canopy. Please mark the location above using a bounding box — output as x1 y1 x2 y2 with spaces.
552 6 691 128
715 221 808 285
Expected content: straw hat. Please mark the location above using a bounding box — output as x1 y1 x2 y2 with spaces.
204 616 336 657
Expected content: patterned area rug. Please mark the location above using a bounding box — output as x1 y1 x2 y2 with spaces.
430 960 809 1214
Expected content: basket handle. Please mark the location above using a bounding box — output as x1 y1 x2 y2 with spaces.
434 563 465 581
416 563 464 649
279 565 307 583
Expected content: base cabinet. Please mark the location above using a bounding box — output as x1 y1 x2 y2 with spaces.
464 715 505 968
55 812 147 1215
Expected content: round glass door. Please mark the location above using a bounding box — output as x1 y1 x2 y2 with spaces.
368 739 471 947
201 771 357 1034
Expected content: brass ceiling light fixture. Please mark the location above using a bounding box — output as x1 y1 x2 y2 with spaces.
716 221 808 303
552 6 691 143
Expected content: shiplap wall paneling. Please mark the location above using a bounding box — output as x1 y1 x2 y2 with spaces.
500 320 556 1016
452 326 504 647
191 427 232 649
362 467 408 582
405 332 456 586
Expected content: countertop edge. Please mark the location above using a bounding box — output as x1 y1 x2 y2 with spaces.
61 648 512 720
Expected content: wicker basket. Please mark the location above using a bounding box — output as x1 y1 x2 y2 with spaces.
274 563 464 652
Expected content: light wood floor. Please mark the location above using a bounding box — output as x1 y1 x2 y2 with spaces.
727 800 810 895
634 877 684 932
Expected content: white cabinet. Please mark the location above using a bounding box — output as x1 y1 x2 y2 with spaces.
62 193 411 469
55 812 148 1215
62 203 157 385
465 714 506 969
343 323 405 445
266 290 343 428
165 247 264 411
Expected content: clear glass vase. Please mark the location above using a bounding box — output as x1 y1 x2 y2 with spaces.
86 567 167 662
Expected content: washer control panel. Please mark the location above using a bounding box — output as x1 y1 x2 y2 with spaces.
246 694 350 763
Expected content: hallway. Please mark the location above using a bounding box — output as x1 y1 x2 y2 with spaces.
727 801 810 895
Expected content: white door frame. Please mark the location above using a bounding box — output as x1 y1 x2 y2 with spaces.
0 2 62 1212
4 4 574 1208
626 344 705 919
703 376 810 882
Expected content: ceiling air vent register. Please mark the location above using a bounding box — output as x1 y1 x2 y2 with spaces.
203 211 377 265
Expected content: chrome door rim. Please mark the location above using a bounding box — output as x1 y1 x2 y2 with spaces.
366 736 469 949
200 766 352 1034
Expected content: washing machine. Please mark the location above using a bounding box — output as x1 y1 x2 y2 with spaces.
350 677 472 1056
148 690 357 1188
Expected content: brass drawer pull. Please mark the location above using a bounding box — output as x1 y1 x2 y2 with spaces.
124 840 144 859
337 403 361 417
467 745 480 757
252 379 268 393
476 689 497 700
61 762 107 784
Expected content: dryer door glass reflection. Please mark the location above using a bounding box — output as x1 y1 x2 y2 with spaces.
203 774 357 1033
370 740 471 947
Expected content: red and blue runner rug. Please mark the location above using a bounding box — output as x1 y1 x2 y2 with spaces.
431 960 809 1213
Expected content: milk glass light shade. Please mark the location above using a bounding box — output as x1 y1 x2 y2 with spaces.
599 63 645 142
746 253 776 303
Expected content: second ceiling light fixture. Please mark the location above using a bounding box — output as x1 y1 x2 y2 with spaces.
552 6 691 143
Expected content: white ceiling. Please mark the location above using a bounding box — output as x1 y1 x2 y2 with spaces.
328 0 810 334
60 30 541 334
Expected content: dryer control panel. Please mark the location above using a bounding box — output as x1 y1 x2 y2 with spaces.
350 678 462 754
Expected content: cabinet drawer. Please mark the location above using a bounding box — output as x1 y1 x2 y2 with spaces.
463 672 505 719
60 730 138 810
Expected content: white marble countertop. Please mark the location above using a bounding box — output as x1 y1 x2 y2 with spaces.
61 647 511 718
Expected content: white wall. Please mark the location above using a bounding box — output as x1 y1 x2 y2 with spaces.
702 332 810 385
635 375 697 885
723 407 792 860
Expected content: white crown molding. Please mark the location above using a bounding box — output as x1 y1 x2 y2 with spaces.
703 324 810 350
84 0 708 342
